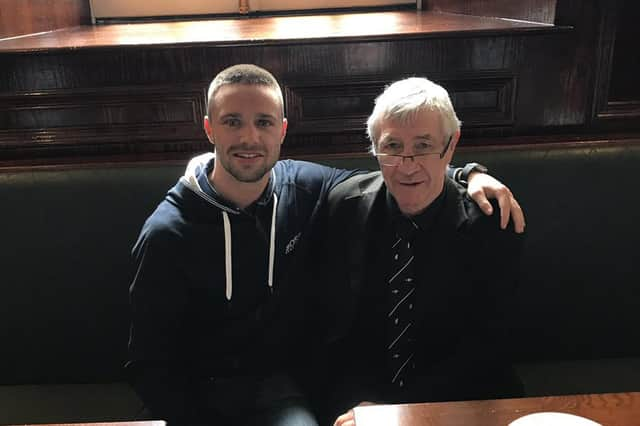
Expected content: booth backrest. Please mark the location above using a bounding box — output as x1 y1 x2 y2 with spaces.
1 141 639 387
0 165 183 385
454 143 640 362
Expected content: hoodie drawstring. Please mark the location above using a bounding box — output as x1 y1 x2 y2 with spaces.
222 193 278 301
268 193 278 293
222 211 233 301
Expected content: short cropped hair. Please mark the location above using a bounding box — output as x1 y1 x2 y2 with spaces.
366 77 461 148
206 64 284 117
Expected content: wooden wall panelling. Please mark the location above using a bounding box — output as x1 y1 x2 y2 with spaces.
0 31 556 164
592 0 640 126
445 72 516 127
424 0 558 24
3 3 636 167
514 32 587 129
591 0 620 122
607 0 640 103
506 0 601 135
0 0 91 40
284 71 516 155
7 1 625 166
0 83 209 164
279 35 523 154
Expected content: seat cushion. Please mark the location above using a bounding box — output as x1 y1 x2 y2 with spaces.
0 382 147 424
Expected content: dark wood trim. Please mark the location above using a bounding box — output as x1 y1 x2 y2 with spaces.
296 133 640 159
592 0 640 124
591 1 619 122
0 151 198 171
596 101 640 120
3 134 639 173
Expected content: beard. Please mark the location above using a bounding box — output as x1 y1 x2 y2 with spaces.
225 161 273 183
218 147 278 183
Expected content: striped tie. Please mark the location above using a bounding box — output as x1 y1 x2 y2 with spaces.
387 217 418 388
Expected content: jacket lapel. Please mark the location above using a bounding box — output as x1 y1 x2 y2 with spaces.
344 175 385 297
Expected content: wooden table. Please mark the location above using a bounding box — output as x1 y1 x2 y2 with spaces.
10 423 165 426
354 392 640 426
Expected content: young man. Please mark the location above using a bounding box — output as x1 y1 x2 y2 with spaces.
126 64 525 425
326 77 524 426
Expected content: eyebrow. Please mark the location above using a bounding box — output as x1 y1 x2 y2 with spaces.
219 113 240 120
379 134 399 144
219 112 278 120
414 134 435 141
379 133 435 144
256 113 277 120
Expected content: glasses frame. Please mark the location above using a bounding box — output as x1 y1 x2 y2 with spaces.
373 135 453 167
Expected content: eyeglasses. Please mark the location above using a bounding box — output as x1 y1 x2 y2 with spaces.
373 136 453 167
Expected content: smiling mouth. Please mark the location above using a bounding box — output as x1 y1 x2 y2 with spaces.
233 153 263 159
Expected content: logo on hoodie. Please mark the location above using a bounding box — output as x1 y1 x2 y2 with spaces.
285 232 302 255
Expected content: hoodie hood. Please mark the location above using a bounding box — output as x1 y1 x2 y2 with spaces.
177 152 278 302
178 152 240 215
180 152 215 196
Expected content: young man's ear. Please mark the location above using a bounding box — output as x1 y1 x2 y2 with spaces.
280 117 288 143
204 116 214 145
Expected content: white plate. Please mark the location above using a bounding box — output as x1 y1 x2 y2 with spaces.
509 412 601 426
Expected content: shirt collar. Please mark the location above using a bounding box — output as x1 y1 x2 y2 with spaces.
385 183 447 233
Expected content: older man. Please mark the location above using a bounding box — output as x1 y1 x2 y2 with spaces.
325 77 524 425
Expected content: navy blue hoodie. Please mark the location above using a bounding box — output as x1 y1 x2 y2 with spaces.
126 153 358 421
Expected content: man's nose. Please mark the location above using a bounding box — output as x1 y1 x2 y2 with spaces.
241 124 260 143
398 155 420 174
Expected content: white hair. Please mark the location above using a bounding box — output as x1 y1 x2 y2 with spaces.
366 77 461 148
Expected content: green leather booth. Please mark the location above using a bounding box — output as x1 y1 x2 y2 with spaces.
1 141 639 424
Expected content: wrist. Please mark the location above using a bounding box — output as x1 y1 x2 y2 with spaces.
459 162 488 185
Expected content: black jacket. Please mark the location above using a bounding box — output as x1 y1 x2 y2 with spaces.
323 172 524 413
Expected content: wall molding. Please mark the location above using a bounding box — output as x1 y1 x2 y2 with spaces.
283 71 516 154
0 84 208 161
